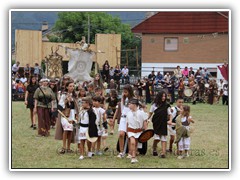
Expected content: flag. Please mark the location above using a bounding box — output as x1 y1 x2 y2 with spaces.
217 64 228 81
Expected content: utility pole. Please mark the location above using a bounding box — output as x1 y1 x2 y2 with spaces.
88 14 90 44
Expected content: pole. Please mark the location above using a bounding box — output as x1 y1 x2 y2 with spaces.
88 14 90 44
136 46 139 77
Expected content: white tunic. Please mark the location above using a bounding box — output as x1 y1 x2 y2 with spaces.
126 109 148 138
93 107 106 136
77 109 89 141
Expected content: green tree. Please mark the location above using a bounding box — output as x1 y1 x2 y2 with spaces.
49 12 141 69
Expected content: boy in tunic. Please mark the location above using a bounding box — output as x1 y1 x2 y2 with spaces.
126 98 148 163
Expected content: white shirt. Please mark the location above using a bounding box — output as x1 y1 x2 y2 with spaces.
93 107 105 126
79 109 89 124
223 87 228 96
121 68 129 75
126 109 148 129
121 98 130 116
20 77 27 84
12 64 19 72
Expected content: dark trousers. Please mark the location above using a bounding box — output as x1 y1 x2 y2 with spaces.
222 95 228 105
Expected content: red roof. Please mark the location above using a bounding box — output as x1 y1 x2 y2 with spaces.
132 12 229 34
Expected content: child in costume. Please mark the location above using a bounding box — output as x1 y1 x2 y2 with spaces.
126 98 148 163
175 105 195 159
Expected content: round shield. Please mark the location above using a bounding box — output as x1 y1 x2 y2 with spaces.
184 88 193 97
138 129 154 143
86 130 98 143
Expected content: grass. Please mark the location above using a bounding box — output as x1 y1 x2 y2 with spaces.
11 101 229 169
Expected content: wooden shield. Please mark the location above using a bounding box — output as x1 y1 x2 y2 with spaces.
138 129 154 143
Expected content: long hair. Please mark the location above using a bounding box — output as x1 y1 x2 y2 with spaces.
182 105 190 118
65 81 77 98
153 91 167 107
110 89 118 99
123 84 134 102
29 75 37 86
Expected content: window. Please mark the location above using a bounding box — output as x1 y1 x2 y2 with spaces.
164 37 178 51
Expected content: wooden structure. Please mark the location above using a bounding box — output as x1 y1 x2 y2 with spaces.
95 34 121 69
14 30 120 71
15 29 42 67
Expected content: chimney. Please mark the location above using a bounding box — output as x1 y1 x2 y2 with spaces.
41 21 48 31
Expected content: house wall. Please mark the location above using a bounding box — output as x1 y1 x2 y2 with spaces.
142 33 229 63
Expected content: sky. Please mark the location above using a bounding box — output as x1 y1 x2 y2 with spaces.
1 0 239 178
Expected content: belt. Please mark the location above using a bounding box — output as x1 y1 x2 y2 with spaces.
127 127 142 133
80 123 88 127
121 115 127 118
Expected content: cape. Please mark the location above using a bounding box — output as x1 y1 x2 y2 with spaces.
152 103 170 136
87 108 98 138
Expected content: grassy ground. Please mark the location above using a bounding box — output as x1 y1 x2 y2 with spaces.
11 101 229 169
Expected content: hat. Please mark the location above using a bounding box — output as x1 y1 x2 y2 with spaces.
128 98 139 105
39 78 49 83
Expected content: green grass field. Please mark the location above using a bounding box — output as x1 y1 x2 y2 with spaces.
11 101 229 169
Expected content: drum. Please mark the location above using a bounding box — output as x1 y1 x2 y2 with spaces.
184 88 193 97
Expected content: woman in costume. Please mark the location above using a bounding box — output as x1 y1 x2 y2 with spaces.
24 76 38 129
33 78 54 136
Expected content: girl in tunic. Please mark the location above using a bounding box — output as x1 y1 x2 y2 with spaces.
106 89 119 135
58 81 79 154
149 91 172 158
117 84 135 158
175 105 194 159
24 76 38 129
77 97 93 160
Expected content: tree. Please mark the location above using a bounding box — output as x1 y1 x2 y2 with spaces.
49 12 141 68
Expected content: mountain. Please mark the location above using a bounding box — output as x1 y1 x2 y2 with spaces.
11 11 146 49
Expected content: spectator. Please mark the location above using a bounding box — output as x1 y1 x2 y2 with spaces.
20 75 28 84
203 68 212 83
217 79 225 102
121 65 129 84
16 80 25 99
114 65 122 91
194 69 202 82
102 60 110 83
24 63 31 79
109 67 115 81
222 84 228 105
182 67 189 78
34 63 41 80
173 66 182 79
155 71 164 85
163 72 171 84
12 61 20 77
188 67 195 77
148 71 156 95
108 79 118 90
